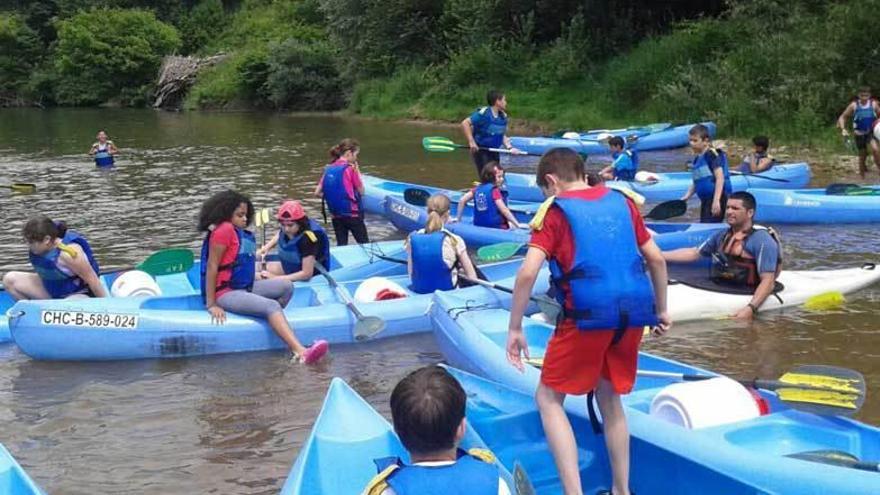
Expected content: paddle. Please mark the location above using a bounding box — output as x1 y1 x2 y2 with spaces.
644 199 688 221
729 171 790 183
825 183 880 196
315 264 385 341
255 207 271 270
422 136 541 156
403 188 430 207
2 183 37 193
513 461 537 495
786 450 880 472
459 275 561 321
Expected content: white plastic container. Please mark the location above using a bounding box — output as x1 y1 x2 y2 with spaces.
353 277 408 302
649 377 761 429
110 270 162 298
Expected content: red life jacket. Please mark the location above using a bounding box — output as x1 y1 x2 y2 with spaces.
711 225 782 288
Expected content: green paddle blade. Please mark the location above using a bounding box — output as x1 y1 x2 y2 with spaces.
644 199 687 220
136 248 194 276
803 291 845 311
825 183 861 195
477 242 524 262
403 188 430 207
5 183 37 193
422 136 461 152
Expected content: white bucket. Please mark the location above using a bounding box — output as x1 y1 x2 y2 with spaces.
649 377 760 429
561 132 581 140
635 171 660 183
528 312 552 323
874 120 880 141
110 270 162 298
353 277 408 303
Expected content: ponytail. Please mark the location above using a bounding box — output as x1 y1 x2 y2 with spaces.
329 138 360 161
424 194 451 233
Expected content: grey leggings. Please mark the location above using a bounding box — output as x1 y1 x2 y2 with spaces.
216 279 293 319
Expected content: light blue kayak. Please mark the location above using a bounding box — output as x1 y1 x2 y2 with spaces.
8 257 547 361
382 194 727 250
509 122 717 156
505 162 813 203
0 241 410 345
0 444 44 494
430 291 880 495
280 377 514 494
751 186 880 224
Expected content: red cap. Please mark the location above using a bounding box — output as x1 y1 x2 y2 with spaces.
276 200 305 221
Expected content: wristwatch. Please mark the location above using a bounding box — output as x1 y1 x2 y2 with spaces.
747 303 759 315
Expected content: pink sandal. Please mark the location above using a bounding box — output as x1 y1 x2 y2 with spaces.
300 340 329 364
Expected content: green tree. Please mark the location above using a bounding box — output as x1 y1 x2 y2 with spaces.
178 0 229 54
265 38 343 109
54 8 180 105
0 13 40 102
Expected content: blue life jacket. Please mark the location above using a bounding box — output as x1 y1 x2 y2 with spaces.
277 219 330 275
853 99 878 133
691 148 732 200
409 230 457 294
548 192 658 332
371 450 498 495
199 225 256 301
472 106 508 149
472 183 508 228
739 151 775 173
29 230 100 299
612 150 637 181
94 143 114 167
321 161 362 217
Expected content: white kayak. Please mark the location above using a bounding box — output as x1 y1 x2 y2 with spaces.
668 263 879 322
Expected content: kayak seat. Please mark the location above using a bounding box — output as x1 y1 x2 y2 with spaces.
140 295 204 311
721 417 859 457
156 272 198 296
288 287 319 309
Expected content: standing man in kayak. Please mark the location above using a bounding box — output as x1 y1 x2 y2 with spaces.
837 86 880 179
461 90 520 175
89 130 118 168
662 191 781 320
506 148 670 495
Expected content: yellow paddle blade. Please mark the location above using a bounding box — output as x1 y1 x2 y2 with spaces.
261 208 270 225
56 242 78 258
776 388 859 410
523 357 544 368
780 371 862 394
803 291 845 311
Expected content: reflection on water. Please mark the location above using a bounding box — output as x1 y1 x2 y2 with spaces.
0 109 878 493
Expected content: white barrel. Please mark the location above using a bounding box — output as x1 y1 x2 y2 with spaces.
874 121 880 141
561 132 581 140
634 171 660 183
649 377 760 429
353 277 408 303
110 270 162 297
528 312 552 323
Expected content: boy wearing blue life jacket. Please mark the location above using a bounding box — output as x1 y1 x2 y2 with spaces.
739 135 776 174
257 200 330 283
89 130 118 167
599 136 638 181
681 124 731 223
363 365 512 495
455 162 521 229
837 86 880 179
461 90 521 176
3 216 106 301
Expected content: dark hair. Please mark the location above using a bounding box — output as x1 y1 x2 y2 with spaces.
197 190 254 231
752 135 770 151
23 215 67 243
486 90 504 107
479 161 502 184
536 148 585 188
688 124 712 141
608 136 625 149
390 366 466 455
729 191 756 211
586 171 603 186
329 138 359 160
294 217 310 232
858 86 871 94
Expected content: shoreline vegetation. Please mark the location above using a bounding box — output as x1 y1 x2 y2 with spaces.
1 0 876 172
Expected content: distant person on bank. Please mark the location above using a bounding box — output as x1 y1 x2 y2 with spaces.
461 90 521 175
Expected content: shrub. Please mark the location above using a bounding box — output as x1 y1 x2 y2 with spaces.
265 38 343 110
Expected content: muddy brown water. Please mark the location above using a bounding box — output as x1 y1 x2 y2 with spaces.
0 109 877 493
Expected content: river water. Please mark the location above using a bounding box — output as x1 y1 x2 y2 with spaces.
0 109 877 494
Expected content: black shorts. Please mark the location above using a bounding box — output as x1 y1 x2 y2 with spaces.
699 194 728 223
331 216 369 246
854 133 876 150
471 149 501 176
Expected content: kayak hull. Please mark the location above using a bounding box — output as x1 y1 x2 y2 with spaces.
505 162 813 203
751 186 880 224
0 443 45 495
280 378 513 494
430 291 880 495
509 122 718 156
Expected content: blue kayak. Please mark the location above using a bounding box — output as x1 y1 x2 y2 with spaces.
280 377 514 494
0 241 410 345
430 291 880 495
751 186 880 224
8 256 547 361
0 444 44 494
509 122 717 156
382 194 727 250
505 162 813 203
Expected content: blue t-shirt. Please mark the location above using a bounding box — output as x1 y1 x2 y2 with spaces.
469 107 508 148
611 151 636 180
699 228 779 274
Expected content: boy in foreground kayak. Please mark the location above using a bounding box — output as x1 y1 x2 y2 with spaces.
681 124 732 223
363 365 512 495
506 148 670 495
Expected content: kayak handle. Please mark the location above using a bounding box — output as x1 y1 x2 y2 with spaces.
862 263 876 270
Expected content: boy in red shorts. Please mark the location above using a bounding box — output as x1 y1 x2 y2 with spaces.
506 148 671 495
